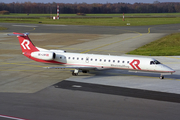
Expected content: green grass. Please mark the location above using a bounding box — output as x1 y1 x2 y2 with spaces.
1 13 180 17
128 33 180 56
0 13 53 17
0 27 7 30
0 17 180 26
0 13 180 26
1 13 180 56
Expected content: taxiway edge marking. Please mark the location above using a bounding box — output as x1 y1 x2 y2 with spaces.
0 114 29 120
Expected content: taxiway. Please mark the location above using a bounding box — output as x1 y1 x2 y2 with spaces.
0 23 180 120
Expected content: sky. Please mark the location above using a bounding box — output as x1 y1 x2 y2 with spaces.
1 0 180 4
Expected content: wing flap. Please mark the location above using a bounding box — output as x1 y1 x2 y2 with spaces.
44 66 96 70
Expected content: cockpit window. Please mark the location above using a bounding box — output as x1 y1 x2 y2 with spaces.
154 60 161 64
150 60 161 65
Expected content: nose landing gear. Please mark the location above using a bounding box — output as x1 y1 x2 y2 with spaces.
160 74 164 79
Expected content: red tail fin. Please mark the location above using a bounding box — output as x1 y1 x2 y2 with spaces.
12 32 39 53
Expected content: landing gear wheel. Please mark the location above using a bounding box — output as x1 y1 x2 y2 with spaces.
72 72 78 76
160 76 164 79
82 70 88 73
72 69 79 76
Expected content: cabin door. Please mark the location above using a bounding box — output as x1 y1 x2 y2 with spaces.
86 57 89 63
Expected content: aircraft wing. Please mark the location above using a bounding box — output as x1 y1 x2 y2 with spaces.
44 66 97 70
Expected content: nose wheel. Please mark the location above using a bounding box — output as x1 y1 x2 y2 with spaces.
160 75 164 79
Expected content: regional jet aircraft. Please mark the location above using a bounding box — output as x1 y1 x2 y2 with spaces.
8 32 175 79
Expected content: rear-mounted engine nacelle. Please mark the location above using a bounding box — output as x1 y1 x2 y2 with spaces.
31 51 56 60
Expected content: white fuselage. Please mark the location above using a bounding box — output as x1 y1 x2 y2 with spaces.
8 32 175 79
49 51 174 73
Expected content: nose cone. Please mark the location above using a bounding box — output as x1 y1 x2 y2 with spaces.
168 68 175 73
162 64 175 73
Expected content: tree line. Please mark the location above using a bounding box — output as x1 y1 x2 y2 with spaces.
0 2 180 14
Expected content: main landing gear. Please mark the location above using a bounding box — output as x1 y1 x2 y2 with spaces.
72 72 78 76
72 69 89 76
82 70 88 73
72 69 79 76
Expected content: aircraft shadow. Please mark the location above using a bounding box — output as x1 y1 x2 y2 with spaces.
80 69 180 80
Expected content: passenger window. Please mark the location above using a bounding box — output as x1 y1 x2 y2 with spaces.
68 57 70 59
95 59 97 61
77 58 79 60
122 61 124 63
104 59 106 62
73 57 75 60
113 60 115 63
100 59 102 62
91 58 93 61
118 60 120 63
127 61 129 63
81 58 83 60
109 60 111 62
60 57 62 59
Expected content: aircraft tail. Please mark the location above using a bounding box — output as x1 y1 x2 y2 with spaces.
8 32 56 62
8 32 39 53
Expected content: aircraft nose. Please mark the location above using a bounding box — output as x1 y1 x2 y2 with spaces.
170 68 175 73
168 68 175 73
163 65 175 73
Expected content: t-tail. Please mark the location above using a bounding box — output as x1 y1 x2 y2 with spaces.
8 32 39 54
8 32 56 63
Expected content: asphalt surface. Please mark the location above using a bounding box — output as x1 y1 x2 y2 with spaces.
1 23 180 34
0 23 180 120
55 80 180 103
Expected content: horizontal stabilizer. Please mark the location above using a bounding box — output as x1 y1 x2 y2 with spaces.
7 32 29 36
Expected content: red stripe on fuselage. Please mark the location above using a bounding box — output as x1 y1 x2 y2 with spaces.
27 57 174 73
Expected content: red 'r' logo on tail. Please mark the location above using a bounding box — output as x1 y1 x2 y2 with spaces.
21 39 30 50
130 59 141 70
17 34 39 53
